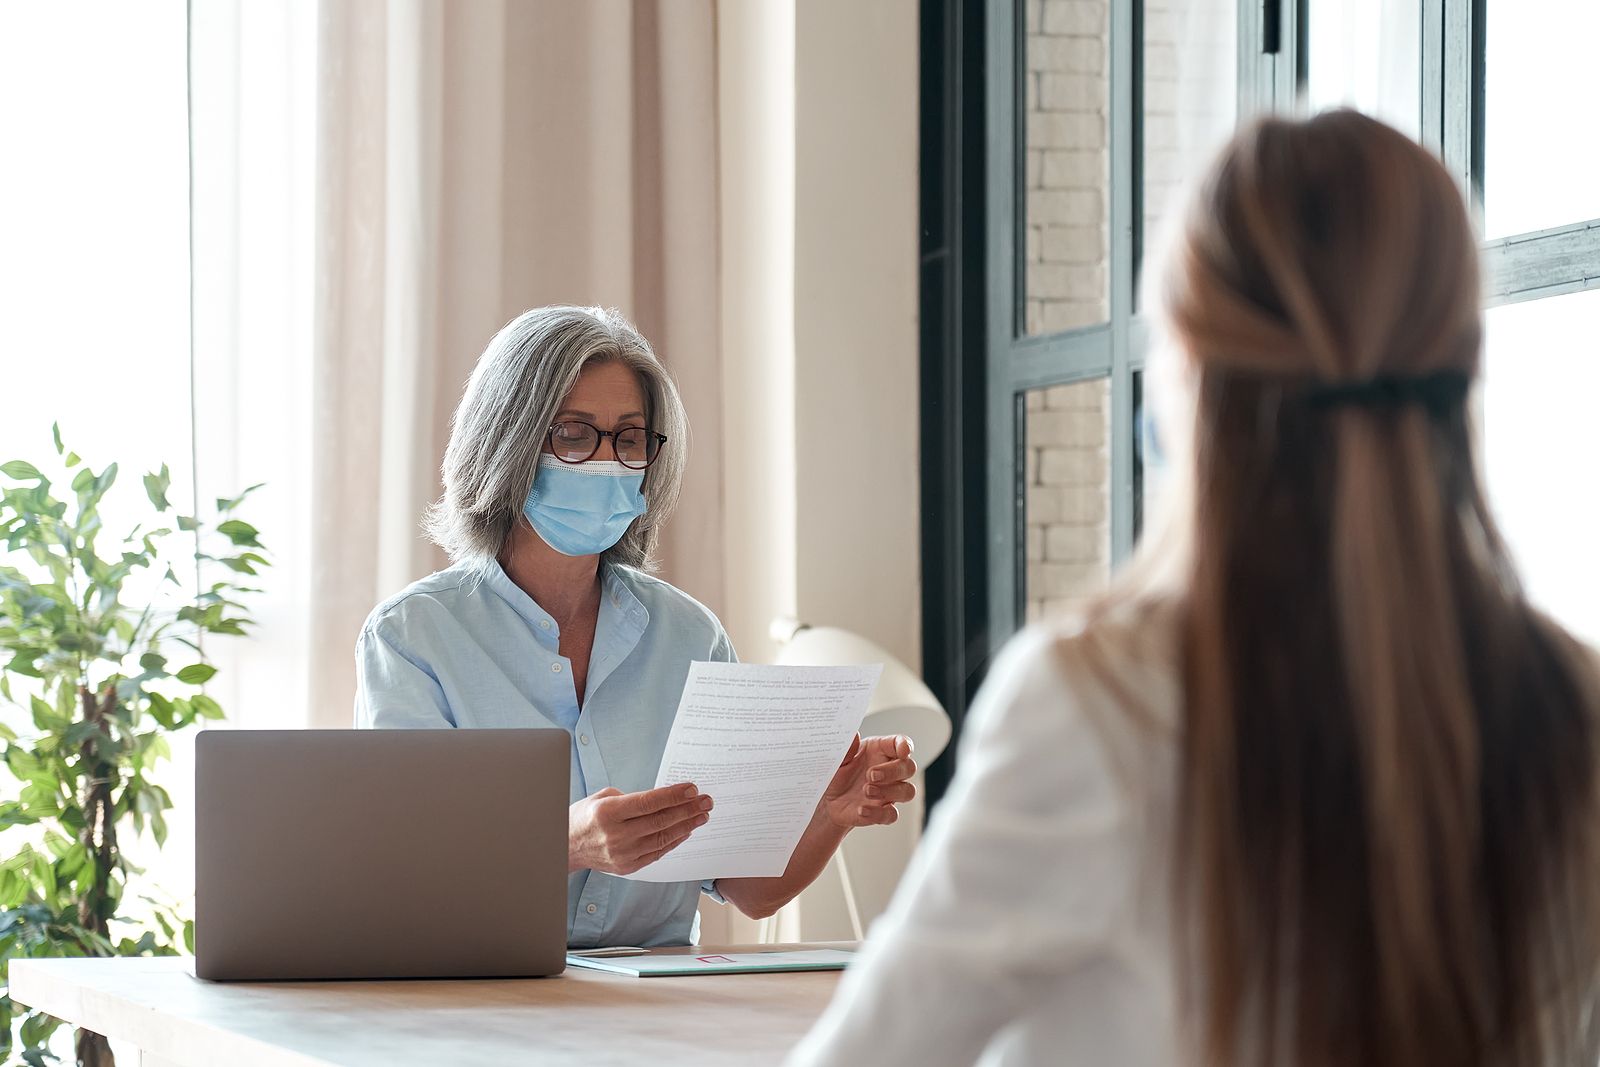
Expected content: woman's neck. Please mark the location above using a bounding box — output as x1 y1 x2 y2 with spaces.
498 523 603 627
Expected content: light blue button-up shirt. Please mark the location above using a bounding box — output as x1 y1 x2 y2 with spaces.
353 560 736 949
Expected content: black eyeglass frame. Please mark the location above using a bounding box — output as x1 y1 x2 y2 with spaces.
545 421 668 470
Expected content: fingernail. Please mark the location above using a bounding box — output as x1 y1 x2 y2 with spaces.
683 785 698 798
866 786 880 799
699 797 714 811
870 770 883 783
695 813 709 826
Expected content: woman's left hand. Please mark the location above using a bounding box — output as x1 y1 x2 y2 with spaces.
820 734 917 829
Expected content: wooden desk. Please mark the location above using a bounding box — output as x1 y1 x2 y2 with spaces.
10 946 848 1067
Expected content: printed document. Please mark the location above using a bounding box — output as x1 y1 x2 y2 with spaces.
621 661 883 882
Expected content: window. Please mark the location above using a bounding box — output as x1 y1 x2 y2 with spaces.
1022 378 1110 622
985 0 1239 638
0 1 191 531
1305 0 1422 137
1020 0 1110 335
917 0 1239 799
1481 0 1600 239
1483 288 1600 645
0 1 192 1040
1466 0 1600 648
921 0 1600 795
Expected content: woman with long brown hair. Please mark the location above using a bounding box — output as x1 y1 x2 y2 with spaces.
789 110 1600 1066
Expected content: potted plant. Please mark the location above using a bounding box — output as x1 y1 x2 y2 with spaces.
0 428 267 1067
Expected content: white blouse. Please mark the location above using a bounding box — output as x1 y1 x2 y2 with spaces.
789 603 1184 1066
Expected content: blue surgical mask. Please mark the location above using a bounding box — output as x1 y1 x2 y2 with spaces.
522 456 647 557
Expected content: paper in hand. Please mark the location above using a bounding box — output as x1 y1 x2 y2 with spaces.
620 661 883 882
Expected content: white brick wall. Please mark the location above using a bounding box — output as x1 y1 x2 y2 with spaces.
1023 0 1109 337
1020 1 1110 621
1024 379 1110 621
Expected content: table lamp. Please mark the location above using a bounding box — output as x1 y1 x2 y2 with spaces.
769 617 952 763
767 617 952 939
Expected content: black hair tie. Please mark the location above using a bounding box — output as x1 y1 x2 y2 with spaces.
1303 370 1471 419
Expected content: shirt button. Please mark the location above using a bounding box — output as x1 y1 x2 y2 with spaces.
540 619 551 630
551 663 563 673
586 903 598 915
579 733 590 745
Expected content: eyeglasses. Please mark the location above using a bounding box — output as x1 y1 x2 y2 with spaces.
546 421 667 470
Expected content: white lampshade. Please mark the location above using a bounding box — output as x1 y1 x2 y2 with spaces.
770 618 952 764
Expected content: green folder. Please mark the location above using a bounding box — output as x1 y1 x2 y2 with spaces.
565 945 856 977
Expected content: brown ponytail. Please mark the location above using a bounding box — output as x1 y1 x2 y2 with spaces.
1156 110 1600 1066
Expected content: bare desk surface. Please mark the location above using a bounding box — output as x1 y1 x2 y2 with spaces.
9 945 850 1067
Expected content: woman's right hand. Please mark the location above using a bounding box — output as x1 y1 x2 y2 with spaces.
568 783 713 875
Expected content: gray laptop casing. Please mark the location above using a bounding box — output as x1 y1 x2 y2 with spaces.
195 728 569 981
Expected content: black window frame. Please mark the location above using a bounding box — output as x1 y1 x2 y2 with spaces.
919 0 1600 802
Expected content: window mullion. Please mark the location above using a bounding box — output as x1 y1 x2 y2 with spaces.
1484 220 1600 307
1421 0 1445 153
1238 0 1305 119
983 0 1020 640
1439 0 1480 196
1109 0 1135 565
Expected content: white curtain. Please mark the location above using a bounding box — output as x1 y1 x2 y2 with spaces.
189 0 724 732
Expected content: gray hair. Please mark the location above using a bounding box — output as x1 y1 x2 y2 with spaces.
425 306 689 573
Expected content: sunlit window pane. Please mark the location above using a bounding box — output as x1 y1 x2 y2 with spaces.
0 0 191 532
1305 0 1421 138
1141 0 1236 293
1482 0 1600 238
1483 287 1600 645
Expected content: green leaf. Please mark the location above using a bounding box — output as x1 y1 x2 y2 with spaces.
215 519 262 547
138 652 168 674
175 663 217 685
147 692 176 729
216 482 266 512
142 464 172 511
0 802 37 829
70 468 94 492
94 461 119 496
64 451 81 468
191 694 225 720
28 851 56 899
51 422 63 454
19 1010 61 1053
29 697 64 731
0 461 41 481
176 515 199 532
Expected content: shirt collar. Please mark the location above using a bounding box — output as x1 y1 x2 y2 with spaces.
480 561 561 649
478 560 649 681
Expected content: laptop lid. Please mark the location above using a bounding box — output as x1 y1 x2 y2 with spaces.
195 728 569 981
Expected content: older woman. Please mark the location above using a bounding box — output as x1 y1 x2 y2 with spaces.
354 306 917 949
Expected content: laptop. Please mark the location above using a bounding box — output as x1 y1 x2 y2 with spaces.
195 728 570 981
